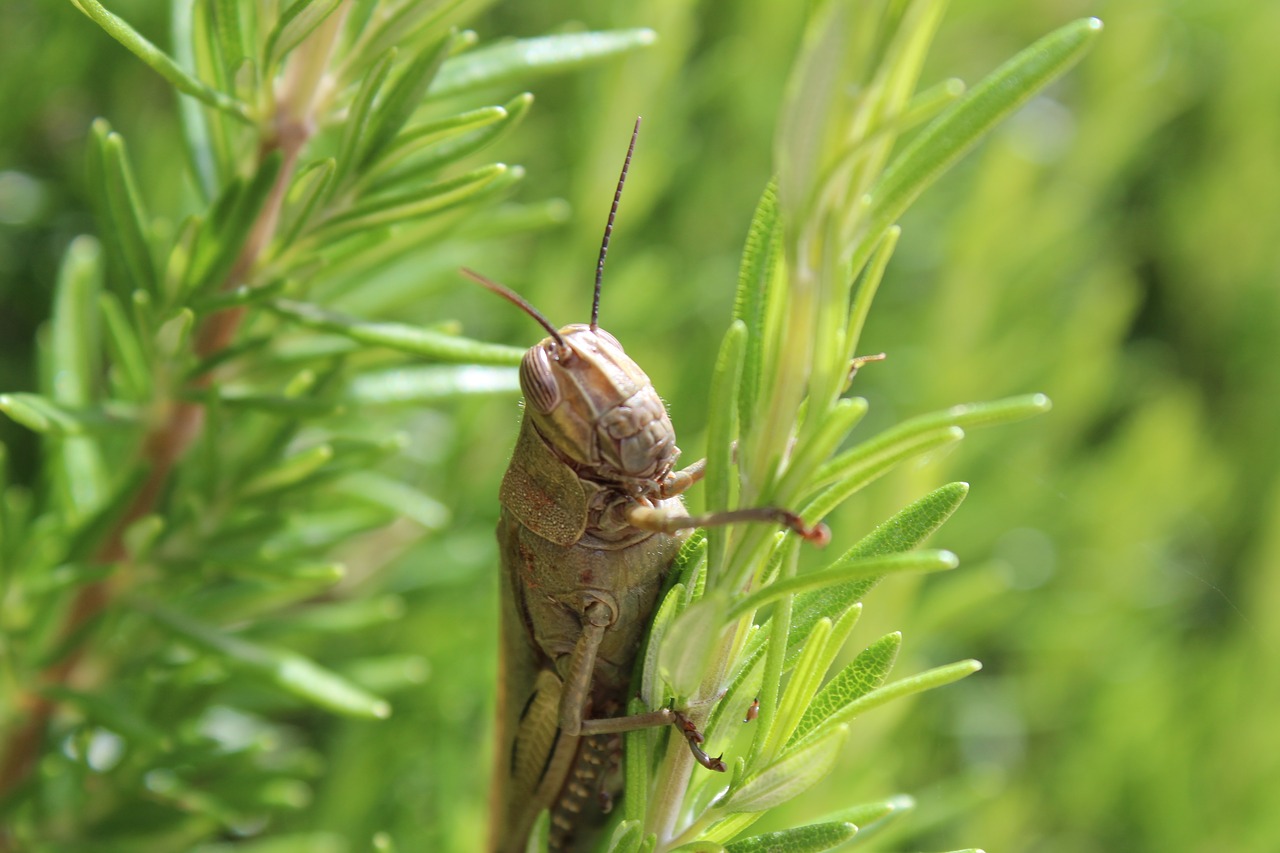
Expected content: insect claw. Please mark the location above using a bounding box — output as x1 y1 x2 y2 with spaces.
803 522 832 548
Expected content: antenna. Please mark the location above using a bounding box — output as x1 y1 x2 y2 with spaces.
591 116 641 332
460 268 566 350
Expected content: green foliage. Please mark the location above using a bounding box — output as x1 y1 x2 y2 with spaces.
0 1 654 849
605 4 1096 849
9 0 1276 852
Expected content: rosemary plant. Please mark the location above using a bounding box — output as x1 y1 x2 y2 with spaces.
0 1 652 849
545 4 1102 851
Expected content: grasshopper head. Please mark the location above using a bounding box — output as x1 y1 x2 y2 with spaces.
519 324 678 493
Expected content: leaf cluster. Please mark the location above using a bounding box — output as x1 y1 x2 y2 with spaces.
578 3 1100 851
0 1 654 847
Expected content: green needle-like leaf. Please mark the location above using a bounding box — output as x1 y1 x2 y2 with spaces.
430 29 658 98
48 237 109 522
92 123 157 295
784 482 969 664
144 602 390 719
358 35 454 171
728 551 957 622
269 299 526 365
707 321 746 583
70 0 251 120
723 724 848 814
370 92 533 191
344 365 520 405
789 632 901 745
787 660 981 753
0 394 135 436
864 18 1102 251
263 0 344 72
723 821 858 853
312 162 511 239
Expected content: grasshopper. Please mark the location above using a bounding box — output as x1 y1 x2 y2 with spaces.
467 119 827 852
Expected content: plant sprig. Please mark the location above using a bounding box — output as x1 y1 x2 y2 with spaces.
618 4 1101 850
0 1 656 846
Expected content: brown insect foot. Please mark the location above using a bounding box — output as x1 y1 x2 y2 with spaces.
778 511 830 547
670 710 726 772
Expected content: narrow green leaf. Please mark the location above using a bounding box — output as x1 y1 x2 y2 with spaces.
185 151 284 296
704 635 765 740
330 471 449 530
640 583 686 709
214 391 344 417
803 426 964 521
278 158 336 249
211 0 247 80
369 105 508 181
729 550 957 622
99 293 150 400
706 321 746 584
524 810 551 853
723 821 858 853
95 125 156 293
777 396 868 506
172 0 217 199
339 655 429 695
605 820 644 853
624 699 651 826
785 482 969 664
122 514 164 561
263 0 343 72
0 394 134 436
459 197 571 240
155 308 196 361
723 724 847 813
144 602 390 718
257 507 393 560
844 226 899 369
761 617 832 762
733 180 781 437
816 794 914 833
659 593 728 698
334 48 397 190
241 443 334 497
431 29 658 98
49 236 103 407
790 632 901 745
70 0 251 120
49 237 109 522
371 92 533 191
817 395 1053 486
192 277 291 314
269 299 525 365
345 365 519 405
186 568 346 623
788 660 981 753
313 162 511 238
865 18 1102 247
359 35 454 171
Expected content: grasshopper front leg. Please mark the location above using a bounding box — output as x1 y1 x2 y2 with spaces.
647 457 831 545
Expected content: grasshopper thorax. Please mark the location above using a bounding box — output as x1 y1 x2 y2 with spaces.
520 324 678 492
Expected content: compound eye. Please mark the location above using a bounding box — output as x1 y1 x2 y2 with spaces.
595 328 622 351
519 345 561 413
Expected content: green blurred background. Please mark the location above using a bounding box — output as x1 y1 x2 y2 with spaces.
2 0 1277 851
